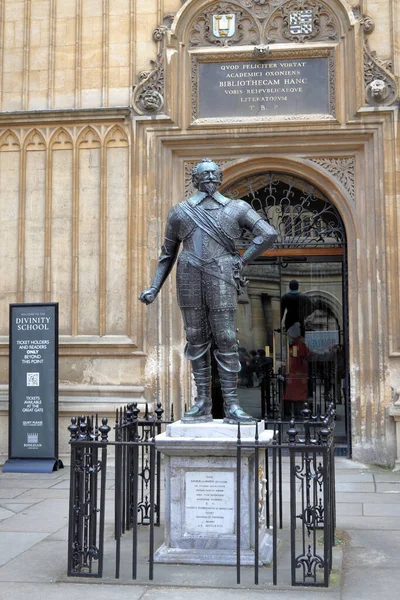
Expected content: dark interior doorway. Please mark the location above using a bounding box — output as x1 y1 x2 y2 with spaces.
211 171 350 454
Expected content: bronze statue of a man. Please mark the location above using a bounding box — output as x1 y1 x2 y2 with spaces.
139 159 277 423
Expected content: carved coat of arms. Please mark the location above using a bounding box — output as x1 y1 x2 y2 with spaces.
289 9 313 35
212 14 236 38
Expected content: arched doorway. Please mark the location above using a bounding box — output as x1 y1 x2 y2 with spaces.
215 171 349 453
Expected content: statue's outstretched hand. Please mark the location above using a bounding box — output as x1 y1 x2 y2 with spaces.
139 287 158 305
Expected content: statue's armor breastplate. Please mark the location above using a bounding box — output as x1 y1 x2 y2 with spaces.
177 202 241 260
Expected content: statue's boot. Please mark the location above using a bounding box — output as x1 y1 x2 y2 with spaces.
215 350 256 424
182 353 212 422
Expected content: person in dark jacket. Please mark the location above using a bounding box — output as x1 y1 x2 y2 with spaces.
281 280 315 337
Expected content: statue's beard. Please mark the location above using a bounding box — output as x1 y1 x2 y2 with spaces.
202 182 218 196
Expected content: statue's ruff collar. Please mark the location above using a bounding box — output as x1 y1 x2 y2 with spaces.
186 190 231 207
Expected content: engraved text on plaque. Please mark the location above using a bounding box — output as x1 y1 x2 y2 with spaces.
185 471 235 535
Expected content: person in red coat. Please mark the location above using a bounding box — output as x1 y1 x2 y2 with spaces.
283 322 310 417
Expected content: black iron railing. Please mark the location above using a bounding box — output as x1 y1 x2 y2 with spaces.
261 370 340 422
67 402 336 587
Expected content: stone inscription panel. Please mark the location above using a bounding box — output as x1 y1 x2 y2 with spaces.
198 57 329 118
185 471 235 535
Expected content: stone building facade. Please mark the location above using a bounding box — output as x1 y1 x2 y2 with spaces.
0 0 399 466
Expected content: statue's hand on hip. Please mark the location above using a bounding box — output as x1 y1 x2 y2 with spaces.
138 287 159 305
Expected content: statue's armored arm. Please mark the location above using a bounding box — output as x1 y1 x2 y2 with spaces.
138 207 180 305
241 216 277 266
150 237 180 292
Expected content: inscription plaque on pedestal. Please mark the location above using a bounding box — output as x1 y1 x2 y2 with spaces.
185 471 235 535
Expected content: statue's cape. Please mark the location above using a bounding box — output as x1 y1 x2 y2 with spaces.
180 199 236 255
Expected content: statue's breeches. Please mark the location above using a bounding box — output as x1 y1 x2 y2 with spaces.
177 254 240 374
176 252 238 310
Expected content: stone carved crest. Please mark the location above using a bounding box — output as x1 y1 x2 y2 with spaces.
289 9 313 36
213 14 236 38
188 0 339 47
189 2 259 46
266 0 338 44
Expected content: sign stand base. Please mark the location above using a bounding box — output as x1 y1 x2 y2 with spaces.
2 458 63 473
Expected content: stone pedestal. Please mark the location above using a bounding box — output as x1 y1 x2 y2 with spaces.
154 420 273 565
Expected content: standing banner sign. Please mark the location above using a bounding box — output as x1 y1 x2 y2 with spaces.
3 303 63 472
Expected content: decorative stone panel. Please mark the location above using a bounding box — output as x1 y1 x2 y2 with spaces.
310 157 355 201
187 0 339 47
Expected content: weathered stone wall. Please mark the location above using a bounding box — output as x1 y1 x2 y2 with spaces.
0 0 398 465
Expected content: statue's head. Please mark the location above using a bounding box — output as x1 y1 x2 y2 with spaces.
192 158 223 195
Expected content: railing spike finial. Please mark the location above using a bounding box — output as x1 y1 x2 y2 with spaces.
78 416 88 440
301 402 311 422
132 402 140 422
68 416 79 440
99 417 111 442
125 402 133 423
319 418 330 446
155 402 164 421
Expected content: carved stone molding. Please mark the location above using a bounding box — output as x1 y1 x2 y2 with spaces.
310 157 355 201
239 0 278 21
132 54 165 116
25 130 46 150
184 159 233 197
153 13 175 41
363 40 398 106
188 0 339 47
352 10 398 107
192 114 335 124
0 130 20 151
132 15 175 115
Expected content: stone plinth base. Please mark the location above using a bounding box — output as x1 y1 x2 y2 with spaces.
154 420 273 565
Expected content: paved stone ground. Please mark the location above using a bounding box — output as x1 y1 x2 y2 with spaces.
0 457 399 599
